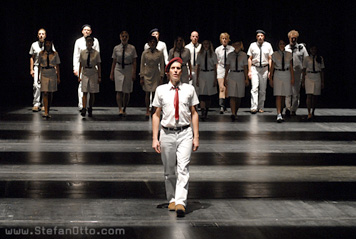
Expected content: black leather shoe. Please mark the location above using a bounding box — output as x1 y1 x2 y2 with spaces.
88 108 92 117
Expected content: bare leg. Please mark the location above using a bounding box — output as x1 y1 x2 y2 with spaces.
89 93 95 108
276 96 282 114
312 95 318 116
123 93 130 113
116 92 123 114
82 92 88 109
43 92 49 116
230 97 236 116
306 94 312 118
145 92 151 115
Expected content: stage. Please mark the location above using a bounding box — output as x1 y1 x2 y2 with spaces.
0 107 355 238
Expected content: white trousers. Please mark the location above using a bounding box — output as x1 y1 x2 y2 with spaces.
33 66 41 107
250 66 268 110
160 127 193 207
285 68 302 112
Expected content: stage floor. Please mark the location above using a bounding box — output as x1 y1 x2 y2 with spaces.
0 107 355 238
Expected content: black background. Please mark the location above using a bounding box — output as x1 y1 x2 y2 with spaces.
1 0 355 108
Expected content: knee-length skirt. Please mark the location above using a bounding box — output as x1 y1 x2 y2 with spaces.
227 72 245 98
305 73 321 95
41 68 57 92
82 73 99 93
114 65 134 93
273 71 292 96
199 71 217 96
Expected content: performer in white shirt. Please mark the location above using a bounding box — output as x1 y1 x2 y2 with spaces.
185 31 202 93
269 40 294 123
302 45 325 121
168 36 192 83
73 24 100 110
196 40 218 120
285 30 309 116
110 31 137 116
224 41 249 121
78 36 101 117
144 28 168 65
29 28 55 112
144 28 168 110
247 30 273 113
152 57 199 218
215 32 234 114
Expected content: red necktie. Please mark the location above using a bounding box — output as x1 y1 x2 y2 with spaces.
173 87 179 120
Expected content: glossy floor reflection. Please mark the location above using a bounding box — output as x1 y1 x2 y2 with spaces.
0 107 356 238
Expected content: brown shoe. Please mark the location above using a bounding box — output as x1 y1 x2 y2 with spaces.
175 204 185 217
168 202 175 211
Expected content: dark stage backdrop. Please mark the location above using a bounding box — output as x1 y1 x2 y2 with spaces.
1 0 355 108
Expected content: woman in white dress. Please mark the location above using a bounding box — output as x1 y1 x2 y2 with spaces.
196 40 217 119
168 36 192 83
110 31 137 116
38 39 60 118
302 45 325 121
269 40 294 122
224 41 249 121
140 36 165 117
78 36 101 117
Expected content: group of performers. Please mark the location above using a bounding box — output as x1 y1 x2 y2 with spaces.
29 26 324 121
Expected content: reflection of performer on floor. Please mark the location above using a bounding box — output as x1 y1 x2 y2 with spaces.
152 57 199 217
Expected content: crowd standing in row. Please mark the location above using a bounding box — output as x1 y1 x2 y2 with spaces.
29 26 325 121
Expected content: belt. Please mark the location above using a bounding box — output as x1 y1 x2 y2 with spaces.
253 64 268 68
307 71 321 73
231 70 244 72
162 125 190 132
42 66 54 69
201 69 214 72
275 68 289 71
84 66 93 69
117 62 133 66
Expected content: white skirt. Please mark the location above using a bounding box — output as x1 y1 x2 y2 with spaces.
114 65 134 93
273 71 292 96
305 73 321 95
227 72 245 98
198 71 217 96
41 69 57 92
82 73 99 93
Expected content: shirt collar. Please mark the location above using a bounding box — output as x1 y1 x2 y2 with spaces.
168 81 182 90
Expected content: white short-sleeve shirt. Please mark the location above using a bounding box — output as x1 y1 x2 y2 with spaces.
271 51 293 69
215 45 235 68
185 42 202 68
226 51 248 71
285 43 309 70
303 55 325 72
247 41 273 66
144 41 169 65
152 81 199 128
73 36 100 72
29 41 56 66
196 50 218 70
